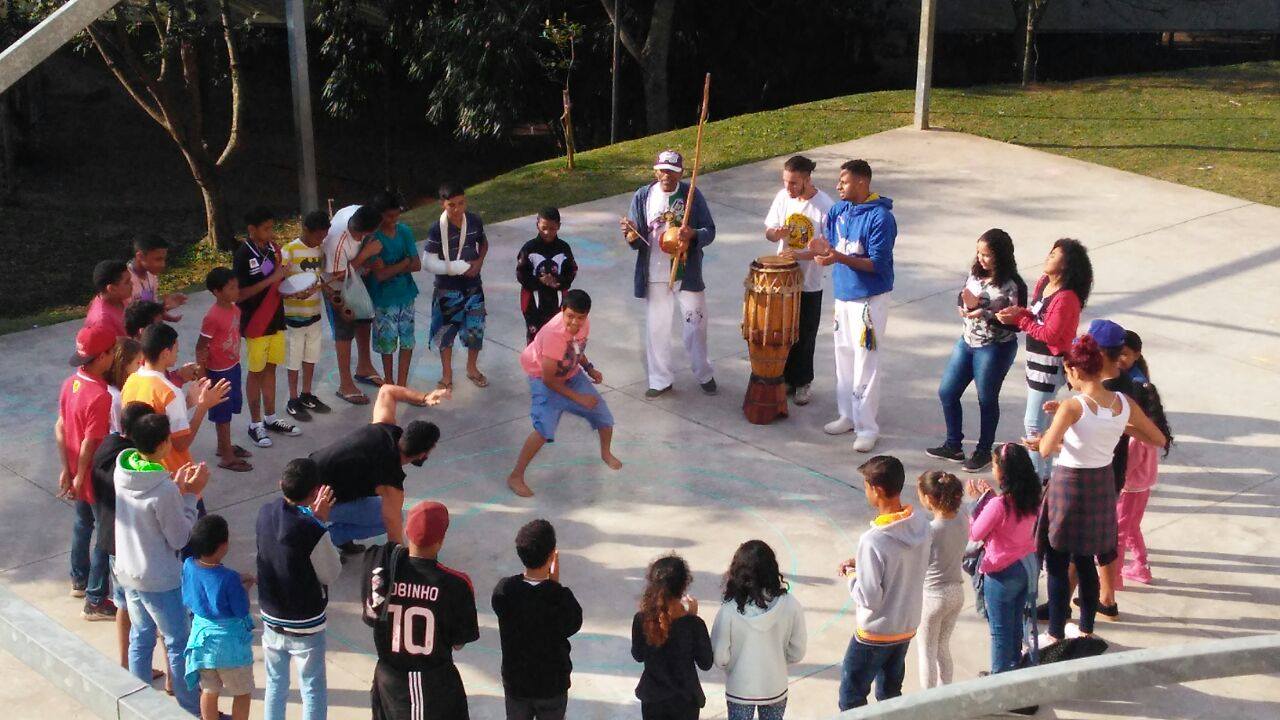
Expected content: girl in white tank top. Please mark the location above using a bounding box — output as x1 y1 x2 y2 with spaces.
1057 393 1130 469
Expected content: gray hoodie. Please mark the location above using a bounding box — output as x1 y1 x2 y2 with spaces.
847 505 931 643
112 449 199 592
710 592 807 706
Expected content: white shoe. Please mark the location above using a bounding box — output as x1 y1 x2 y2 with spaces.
794 384 812 406
853 434 879 453
1065 622 1084 639
824 416 855 435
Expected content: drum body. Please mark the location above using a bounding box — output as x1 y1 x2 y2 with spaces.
741 256 803 378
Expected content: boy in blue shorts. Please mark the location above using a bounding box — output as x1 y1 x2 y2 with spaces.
506 289 621 497
198 268 251 472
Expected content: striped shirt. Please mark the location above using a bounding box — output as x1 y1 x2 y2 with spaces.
1024 288 1064 392
281 238 323 324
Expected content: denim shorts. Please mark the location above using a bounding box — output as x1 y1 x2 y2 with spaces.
529 373 613 442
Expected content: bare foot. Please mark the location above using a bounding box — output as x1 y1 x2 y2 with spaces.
602 453 623 470
507 474 534 498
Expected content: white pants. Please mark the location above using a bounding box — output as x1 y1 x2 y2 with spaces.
645 283 713 390
833 293 890 437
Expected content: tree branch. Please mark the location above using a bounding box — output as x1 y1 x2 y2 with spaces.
598 0 643 62
180 40 203 149
216 0 242 167
85 21 167 129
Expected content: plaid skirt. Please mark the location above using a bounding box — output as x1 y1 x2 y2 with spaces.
1044 464 1118 556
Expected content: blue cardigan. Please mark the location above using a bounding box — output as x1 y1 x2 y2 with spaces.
625 181 716 297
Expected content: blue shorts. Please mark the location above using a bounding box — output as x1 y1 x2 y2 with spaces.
529 373 613 442
206 364 243 424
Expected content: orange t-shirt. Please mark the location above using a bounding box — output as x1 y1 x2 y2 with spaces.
121 368 193 472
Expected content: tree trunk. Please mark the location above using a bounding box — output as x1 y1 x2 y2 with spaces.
182 150 235 250
641 61 670 134
640 0 675 133
1021 1 1036 86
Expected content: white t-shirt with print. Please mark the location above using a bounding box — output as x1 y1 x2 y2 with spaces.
645 185 677 283
765 188 835 292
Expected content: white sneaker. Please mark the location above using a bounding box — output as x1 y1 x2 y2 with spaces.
824 416 855 435
794 384 812 406
853 434 879 453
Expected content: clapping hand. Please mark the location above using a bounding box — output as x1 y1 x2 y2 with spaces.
538 272 559 289
1042 400 1061 414
310 485 336 523
966 477 993 498
195 377 232 410
174 462 210 496
996 306 1023 324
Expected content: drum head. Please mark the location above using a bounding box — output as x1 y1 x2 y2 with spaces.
279 272 318 295
754 254 798 269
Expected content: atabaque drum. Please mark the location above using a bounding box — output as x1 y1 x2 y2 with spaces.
742 255 803 378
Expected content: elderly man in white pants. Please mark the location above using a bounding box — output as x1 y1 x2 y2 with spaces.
815 160 897 452
619 150 718 397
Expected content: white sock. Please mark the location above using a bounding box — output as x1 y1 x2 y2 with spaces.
264 414 278 424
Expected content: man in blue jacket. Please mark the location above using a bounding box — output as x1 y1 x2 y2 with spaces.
816 160 896 452
619 150 718 397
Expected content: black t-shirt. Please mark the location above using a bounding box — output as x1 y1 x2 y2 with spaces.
631 612 713 707
492 574 583 698
310 423 406 503
362 544 480 673
233 239 286 335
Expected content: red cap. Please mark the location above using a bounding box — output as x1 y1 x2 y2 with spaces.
70 323 118 367
405 501 450 547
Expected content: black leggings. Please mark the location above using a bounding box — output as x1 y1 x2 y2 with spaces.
1045 547 1099 637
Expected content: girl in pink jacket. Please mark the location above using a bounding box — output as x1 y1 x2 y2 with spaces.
1118 382 1174 585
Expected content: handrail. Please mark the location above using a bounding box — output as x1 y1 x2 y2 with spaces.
829 633 1280 719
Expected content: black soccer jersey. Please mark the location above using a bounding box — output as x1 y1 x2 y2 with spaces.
363 543 481 673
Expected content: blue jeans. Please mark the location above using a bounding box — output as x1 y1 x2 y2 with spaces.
71 499 110 604
837 637 909 710
1023 376 1065 481
938 339 1018 454
263 625 327 720
983 559 1031 673
728 699 787 719
124 586 201 715
328 496 385 546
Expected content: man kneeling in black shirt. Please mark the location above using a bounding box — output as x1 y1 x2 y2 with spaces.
492 520 583 720
363 501 479 720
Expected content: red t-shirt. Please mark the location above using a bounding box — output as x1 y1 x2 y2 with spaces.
85 296 127 338
58 371 112 502
519 312 589 380
200 303 242 372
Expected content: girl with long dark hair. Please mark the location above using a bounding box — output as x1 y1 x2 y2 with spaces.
1117 382 1173 585
632 554 713 719
928 229 1028 472
968 443 1041 674
1027 335 1166 644
997 238 1094 480
710 540 806 719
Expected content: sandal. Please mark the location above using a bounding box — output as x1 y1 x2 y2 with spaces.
435 380 453 392
466 371 489 388
151 669 165 681
336 389 370 405
354 374 385 388
217 458 253 473
232 445 253 459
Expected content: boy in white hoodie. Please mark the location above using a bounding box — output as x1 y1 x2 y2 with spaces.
836 455 931 710
114 412 209 716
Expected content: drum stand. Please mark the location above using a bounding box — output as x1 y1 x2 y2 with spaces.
743 374 788 425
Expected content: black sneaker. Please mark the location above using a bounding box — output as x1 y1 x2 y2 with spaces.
1074 597 1120 621
963 450 993 473
81 599 117 622
926 444 965 462
1008 705 1040 716
69 580 87 598
265 417 302 436
700 378 718 395
1036 602 1072 622
299 393 331 413
644 385 672 398
286 399 312 421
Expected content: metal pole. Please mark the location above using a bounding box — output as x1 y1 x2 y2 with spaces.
610 0 619 144
0 0 122 94
285 0 319 213
912 0 938 130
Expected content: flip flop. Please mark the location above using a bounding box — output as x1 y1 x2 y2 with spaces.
151 669 165 681
217 458 253 473
466 371 489 388
354 374 385 387
232 445 253 459
336 389 370 405
435 380 453 391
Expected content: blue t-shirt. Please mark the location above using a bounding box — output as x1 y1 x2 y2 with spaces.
182 557 251 621
367 222 420 308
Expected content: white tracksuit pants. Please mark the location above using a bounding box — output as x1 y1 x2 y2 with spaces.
645 282 713 390
833 293 890 437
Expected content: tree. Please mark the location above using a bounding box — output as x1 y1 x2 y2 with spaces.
1011 0 1050 86
600 0 675 134
24 0 247 249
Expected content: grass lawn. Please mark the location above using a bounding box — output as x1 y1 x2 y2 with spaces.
6 62 1276 334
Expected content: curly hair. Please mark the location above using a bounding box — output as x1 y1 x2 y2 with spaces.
722 540 788 613
1064 334 1105 377
1132 382 1174 456
1052 238 1093 308
640 554 692 647
917 471 964 514
994 443 1042 517
971 228 1019 287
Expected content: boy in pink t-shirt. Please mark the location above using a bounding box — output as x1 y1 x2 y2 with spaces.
196 268 250 472
85 260 134 338
507 290 619 497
